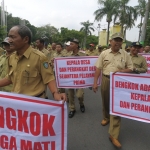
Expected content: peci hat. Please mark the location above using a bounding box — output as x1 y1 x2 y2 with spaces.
1 37 10 45
89 43 95 47
111 32 123 40
131 42 142 48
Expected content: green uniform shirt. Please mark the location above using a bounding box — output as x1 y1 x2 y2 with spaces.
130 54 147 73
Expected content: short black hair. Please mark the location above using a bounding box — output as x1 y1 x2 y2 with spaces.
56 43 63 48
14 25 32 44
37 38 45 45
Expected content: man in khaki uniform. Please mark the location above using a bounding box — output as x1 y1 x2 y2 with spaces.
0 37 15 92
36 38 50 58
93 32 133 148
51 43 65 94
86 44 98 56
0 25 66 102
130 42 147 73
64 41 71 56
97 45 103 55
68 38 86 118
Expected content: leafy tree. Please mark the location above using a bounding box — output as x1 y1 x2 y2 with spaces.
0 25 7 44
94 0 118 45
114 0 137 35
80 20 95 48
135 0 146 41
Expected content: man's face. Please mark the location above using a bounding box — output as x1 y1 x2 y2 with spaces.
65 45 71 51
110 38 123 51
130 46 141 55
8 26 28 51
35 40 41 48
70 42 78 51
56 45 62 53
52 43 56 50
145 46 150 52
89 46 94 51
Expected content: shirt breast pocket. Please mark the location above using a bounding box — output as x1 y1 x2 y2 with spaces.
22 70 38 85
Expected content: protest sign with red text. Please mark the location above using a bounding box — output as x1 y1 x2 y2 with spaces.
54 56 101 88
110 73 150 123
0 92 67 150
139 53 150 74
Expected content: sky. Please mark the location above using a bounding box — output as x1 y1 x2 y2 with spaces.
3 0 140 41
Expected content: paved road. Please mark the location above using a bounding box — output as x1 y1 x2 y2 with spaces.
48 88 150 150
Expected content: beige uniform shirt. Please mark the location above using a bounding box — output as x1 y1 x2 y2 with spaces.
86 50 98 56
95 48 133 75
7 46 54 96
0 47 4 56
69 51 86 57
0 53 12 92
130 54 147 73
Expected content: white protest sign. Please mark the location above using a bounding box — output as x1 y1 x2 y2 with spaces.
0 92 67 150
110 73 150 123
139 53 150 74
54 56 101 88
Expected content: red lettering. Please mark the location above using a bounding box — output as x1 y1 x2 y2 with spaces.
34 142 42 150
0 106 4 128
43 115 56 136
9 136 17 150
30 112 41 136
21 140 32 150
18 110 29 133
1 135 8 149
42 142 50 149
51 141 55 150
6 108 16 130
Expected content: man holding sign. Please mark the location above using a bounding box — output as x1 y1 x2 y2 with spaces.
130 42 147 74
93 32 133 148
0 25 66 102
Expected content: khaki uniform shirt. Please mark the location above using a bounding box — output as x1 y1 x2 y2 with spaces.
7 46 54 96
0 53 12 92
69 51 86 57
130 54 147 73
95 48 133 75
86 50 98 56
0 47 4 56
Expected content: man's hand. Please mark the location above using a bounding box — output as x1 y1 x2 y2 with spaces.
53 92 67 104
93 83 98 93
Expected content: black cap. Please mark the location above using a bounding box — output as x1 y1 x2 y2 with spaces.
70 38 79 44
131 42 142 48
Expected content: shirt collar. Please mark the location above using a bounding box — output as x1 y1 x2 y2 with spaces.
15 46 32 59
109 48 122 54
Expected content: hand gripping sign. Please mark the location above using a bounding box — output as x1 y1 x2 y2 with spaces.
0 92 67 150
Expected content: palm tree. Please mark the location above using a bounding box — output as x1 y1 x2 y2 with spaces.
123 6 137 41
94 0 118 45
135 0 146 41
140 0 150 44
80 20 95 48
114 0 137 35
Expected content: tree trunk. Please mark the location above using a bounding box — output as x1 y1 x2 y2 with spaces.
140 0 150 44
124 27 127 42
138 16 143 42
107 22 110 45
84 33 87 49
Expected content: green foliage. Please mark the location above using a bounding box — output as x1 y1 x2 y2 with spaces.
0 25 7 44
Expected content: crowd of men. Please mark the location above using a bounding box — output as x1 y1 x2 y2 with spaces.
0 25 149 149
